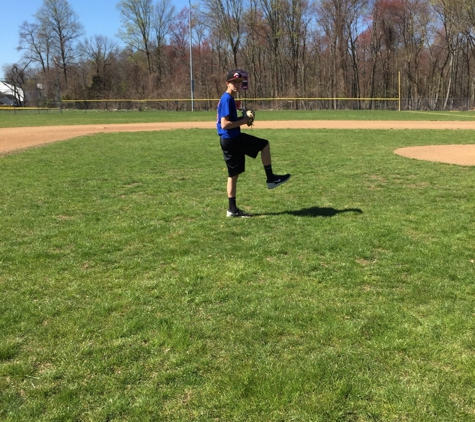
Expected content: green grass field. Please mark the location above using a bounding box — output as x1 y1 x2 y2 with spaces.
1 114 475 420
1 109 475 128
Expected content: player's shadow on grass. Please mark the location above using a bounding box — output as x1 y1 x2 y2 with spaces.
257 206 363 217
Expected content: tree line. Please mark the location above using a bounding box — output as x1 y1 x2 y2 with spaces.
4 0 475 110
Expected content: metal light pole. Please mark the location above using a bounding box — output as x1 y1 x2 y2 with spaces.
53 57 62 113
189 0 194 111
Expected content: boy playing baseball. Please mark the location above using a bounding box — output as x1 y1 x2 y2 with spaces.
217 70 291 217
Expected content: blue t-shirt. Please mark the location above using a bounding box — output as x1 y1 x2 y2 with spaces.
216 92 240 139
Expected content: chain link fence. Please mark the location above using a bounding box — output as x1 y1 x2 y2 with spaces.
2 96 474 114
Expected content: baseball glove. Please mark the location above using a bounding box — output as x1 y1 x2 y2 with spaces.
245 109 255 126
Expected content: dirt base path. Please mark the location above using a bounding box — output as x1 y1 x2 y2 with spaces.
1 120 475 165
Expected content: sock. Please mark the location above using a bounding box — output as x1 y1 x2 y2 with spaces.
264 165 274 181
228 197 237 212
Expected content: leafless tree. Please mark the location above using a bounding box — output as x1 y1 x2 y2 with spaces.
200 0 245 68
18 21 52 73
151 0 175 77
396 0 432 108
431 0 465 108
117 0 154 74
281 0 313 99
3 64 29 106
255 0 286 97
78 35 119 97
35 0 84 82
316 0 367 106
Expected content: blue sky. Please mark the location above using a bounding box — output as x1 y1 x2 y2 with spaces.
1 0 189 79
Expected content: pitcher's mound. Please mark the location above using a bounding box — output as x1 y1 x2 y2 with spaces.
394 145 475 166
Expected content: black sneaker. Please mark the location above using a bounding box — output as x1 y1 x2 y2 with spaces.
267 174 291 189
226 208 252 218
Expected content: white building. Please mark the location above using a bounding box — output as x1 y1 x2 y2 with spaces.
0 81 24 105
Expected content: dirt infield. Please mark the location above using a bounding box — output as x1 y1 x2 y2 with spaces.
1 120 475 165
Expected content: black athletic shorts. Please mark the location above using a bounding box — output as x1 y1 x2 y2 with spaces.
220 132 269 177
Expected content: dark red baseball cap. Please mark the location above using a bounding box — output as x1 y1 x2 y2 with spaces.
226 70 243 82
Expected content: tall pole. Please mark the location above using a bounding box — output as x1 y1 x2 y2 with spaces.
189 0 194 111
398 71 401 112
53 57 62 114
